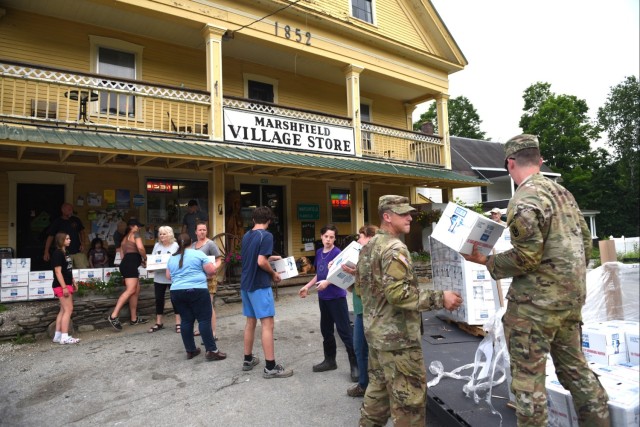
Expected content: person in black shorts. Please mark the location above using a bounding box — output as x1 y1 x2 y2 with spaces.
107 218 149 330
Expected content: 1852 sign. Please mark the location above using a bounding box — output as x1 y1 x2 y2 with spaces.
275 22 311 46
224 108 356 156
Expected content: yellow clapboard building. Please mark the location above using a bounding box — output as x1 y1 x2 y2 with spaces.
0 0 481 271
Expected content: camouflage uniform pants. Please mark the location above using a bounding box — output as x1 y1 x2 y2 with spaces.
359 346 426 427
503 302 610 427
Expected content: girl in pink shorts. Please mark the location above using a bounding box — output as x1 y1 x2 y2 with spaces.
51 232 80 344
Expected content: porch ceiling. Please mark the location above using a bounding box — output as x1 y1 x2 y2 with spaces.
0 124 484 189
1 0 443 103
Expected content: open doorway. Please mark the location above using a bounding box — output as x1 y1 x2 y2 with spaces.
239 184 286 256
16 184 65 271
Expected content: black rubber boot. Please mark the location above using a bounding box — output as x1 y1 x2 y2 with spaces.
313 341 337 372
347 347 359 383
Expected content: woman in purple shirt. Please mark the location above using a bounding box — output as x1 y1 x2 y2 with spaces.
299 224 357 382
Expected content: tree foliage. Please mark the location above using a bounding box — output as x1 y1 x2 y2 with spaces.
596 76 640 237
519 79 639 238
413 96 487 139
520 82 599 171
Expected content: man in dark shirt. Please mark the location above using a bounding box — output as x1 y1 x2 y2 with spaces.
43 202 88 268
182 199 208 242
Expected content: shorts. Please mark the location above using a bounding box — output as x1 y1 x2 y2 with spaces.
207 277 218 295
241 287 275 319
53 286 75 298
119 253 142 279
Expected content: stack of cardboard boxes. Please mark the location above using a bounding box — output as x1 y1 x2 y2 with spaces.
1 258 148 302
429 203 508 325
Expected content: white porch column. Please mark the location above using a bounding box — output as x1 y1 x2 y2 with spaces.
343 65 365 156
201 25 227 141
436 94 451 169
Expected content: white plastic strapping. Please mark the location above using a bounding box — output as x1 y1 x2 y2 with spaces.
428 307 510 426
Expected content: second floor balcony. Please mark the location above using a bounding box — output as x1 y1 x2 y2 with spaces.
0 60 445 168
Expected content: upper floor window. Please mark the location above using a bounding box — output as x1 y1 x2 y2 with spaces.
98 47 136 117
360 101 373 152
90 36 143 119
248 80 274 103
352 0 374 24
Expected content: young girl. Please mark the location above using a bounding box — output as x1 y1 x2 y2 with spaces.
298 224 357 382
51 232 80 344
88 237 109 268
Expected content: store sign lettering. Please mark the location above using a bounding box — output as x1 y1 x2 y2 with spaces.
224 108 355 156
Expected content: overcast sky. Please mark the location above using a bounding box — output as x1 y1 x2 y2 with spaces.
414 0 640 144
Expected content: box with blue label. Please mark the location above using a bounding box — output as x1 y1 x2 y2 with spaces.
270 256 299 280
582 322 628 365
1 272 29 287
0 286 29 302
28 281 54 300
1 258 31 274
76 268 103 281
431 202 505 256
326 241 362 289
146 253 172 271
29 271 54 282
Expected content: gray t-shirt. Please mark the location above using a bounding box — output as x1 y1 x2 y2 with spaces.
191 239 221 257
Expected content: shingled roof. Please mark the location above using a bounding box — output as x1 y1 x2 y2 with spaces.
449 136 555 179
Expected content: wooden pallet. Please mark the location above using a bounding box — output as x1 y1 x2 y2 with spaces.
438 316 487 337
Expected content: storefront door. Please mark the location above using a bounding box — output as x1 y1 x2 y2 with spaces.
239 184 286 256
16 184 65 271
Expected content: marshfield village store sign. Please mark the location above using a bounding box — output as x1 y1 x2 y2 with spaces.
224 108 356 156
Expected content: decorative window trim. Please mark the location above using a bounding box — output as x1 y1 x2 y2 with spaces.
89 36 144 120
243 73 279 103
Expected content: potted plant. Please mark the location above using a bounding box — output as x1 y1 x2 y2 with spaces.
225 244 242 277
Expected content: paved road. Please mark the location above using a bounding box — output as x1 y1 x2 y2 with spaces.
0 286 450 427
0 288 360 426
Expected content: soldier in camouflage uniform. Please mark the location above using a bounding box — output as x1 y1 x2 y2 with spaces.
358 195 462 427
463 135 610 427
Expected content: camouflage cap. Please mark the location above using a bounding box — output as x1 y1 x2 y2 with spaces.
378 195 416 214
504 134 539 159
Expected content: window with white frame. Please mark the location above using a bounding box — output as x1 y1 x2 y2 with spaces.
351 0 374 24
90 36 143 119
244 74 278 104
360 101 373 152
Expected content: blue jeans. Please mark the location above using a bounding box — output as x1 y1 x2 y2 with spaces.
171 288 217 353
354 313 369 388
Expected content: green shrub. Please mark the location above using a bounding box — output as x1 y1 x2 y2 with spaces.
411 251 431 262
12 333 36 345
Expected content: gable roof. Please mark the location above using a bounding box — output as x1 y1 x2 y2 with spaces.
450 136 556 179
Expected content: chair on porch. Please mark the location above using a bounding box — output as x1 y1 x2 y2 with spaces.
166 112 207 134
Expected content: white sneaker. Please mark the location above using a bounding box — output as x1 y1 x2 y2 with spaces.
52 337 61 343
60 336 80 345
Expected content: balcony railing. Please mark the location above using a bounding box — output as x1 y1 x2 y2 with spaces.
0 60 444 167
0 60 210 136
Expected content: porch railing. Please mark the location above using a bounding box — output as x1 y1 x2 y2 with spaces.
0 60 210 136
1 60 445 167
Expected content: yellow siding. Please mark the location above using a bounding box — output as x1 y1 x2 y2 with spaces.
298 0 433 53
0 9 206 90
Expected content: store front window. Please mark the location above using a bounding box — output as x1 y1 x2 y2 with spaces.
331 188 352 223
146 179 208 237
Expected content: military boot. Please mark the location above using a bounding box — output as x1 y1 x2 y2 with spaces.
313 341 337 372
347 347 359 383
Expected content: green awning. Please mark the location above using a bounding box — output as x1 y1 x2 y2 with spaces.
0 124 487 187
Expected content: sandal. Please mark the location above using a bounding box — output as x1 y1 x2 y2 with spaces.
148 324 164 333
175 324 181 333
194 330 201 336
